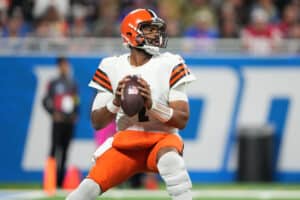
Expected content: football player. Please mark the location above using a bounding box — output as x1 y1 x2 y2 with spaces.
66 8 195 200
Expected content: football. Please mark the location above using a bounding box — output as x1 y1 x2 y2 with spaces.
121 75 144 116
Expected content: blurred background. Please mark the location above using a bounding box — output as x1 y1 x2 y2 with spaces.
0 0 300 199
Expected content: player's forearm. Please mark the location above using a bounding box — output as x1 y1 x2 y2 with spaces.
166 109 189 129
91 107 115 130
149 100 189 129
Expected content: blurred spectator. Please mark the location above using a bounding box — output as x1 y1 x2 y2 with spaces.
229 0 251 25
0 0 296 55
288 22 300 53
251 0 279 23
2 6 31 37
241 8 282 55
289 23 300 39
70 4 91 37
38 5 69 37
42 57 80 188
184 10 219 38
119 0 156 21
218 0 251 26
157 0 184 37
219 1 236 22
33 0 70 19
165 19 183 37
0 0 8 35
277 4 299 38
220 19 239 38
218 1 240 38
183 10 218 53
8 0 34 21
33 17 50 38
218 0 250 26
93 0 119 37
183 0 217 29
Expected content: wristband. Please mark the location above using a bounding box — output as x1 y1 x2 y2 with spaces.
149 101 173 123
106 100 120 114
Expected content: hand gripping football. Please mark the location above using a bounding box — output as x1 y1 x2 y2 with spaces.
121 75 144 116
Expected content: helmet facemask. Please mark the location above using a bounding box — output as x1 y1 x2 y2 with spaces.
135 18 168 55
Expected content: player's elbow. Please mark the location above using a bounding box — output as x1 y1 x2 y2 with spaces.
91 117 110 130
168 103 190 130
177 119 188 130
92 121 102 131
91 118 101 130
174 114 189 130
177 124 186 130
91 112 105 130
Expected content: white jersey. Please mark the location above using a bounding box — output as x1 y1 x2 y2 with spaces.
89 52 195 134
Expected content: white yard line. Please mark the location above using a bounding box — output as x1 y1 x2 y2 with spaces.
102 189 300 199
0 190 45 200
1 189 300 199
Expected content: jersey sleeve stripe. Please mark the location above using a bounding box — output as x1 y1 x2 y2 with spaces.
171 63 184 75
170 65 186 80
95 69 110 82
170 63 190 88
169 70 188 88
94 72 111 86
170 63 190 79
92 76 113 92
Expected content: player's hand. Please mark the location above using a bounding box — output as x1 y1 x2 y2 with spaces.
113 75 131 106
137 77 152 109
53 111 63 122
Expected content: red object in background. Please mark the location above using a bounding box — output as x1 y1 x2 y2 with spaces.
62 165 82 190
244 25 277 38
54 94 70 112
144 173 159 190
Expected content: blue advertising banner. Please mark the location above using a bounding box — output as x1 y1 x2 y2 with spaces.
0 55 300 183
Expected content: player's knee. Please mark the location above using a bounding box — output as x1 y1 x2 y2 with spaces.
157 151 192 196
66 178 101 200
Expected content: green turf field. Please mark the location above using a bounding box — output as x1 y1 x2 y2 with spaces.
32 198 300 200
1 183 300 200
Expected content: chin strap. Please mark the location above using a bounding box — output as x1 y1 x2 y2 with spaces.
136 44 160 55
124 42 160 56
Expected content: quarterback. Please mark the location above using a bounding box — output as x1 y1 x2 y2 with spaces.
67 8 195 200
